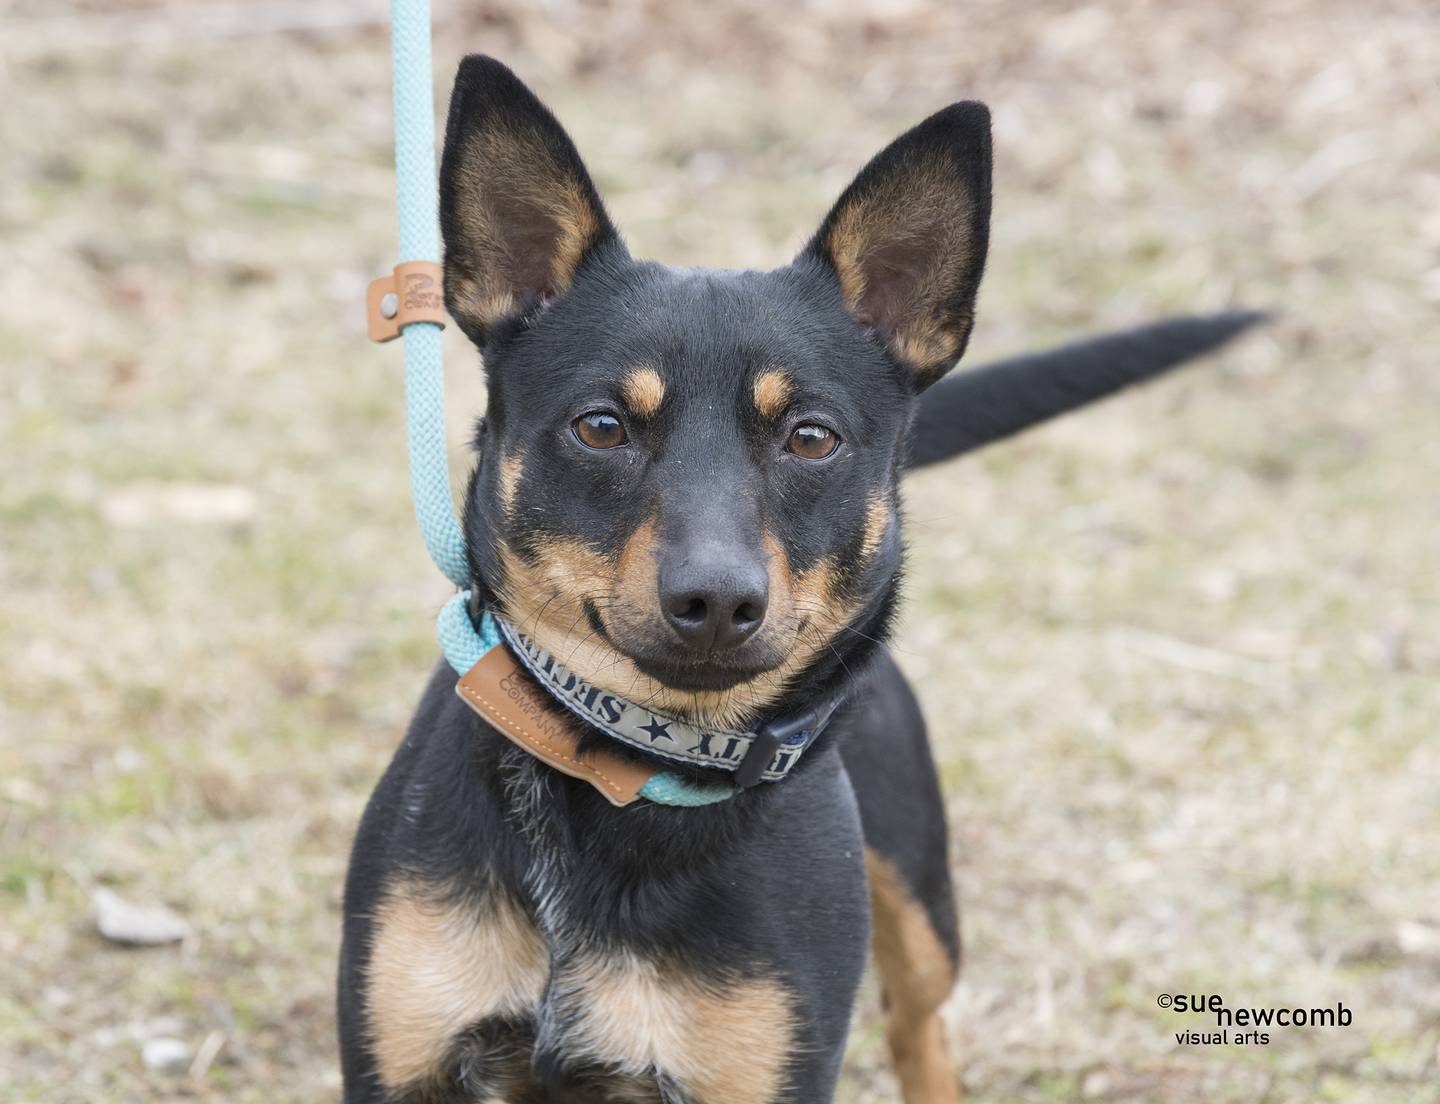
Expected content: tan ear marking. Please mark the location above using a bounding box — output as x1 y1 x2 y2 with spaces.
752 369 794 419
822 164 977 379
815 120 988 384
444 120 605 335
620 366 666 418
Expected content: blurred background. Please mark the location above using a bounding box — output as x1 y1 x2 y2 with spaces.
3 0 1438 1100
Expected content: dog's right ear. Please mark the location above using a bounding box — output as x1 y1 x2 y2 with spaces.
803 103 992 390
440 56 620 349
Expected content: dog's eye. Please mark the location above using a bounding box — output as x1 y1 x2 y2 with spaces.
786 423 840 461
572 411 628 450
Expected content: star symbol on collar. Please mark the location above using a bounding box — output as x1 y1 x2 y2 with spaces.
639 716 673 744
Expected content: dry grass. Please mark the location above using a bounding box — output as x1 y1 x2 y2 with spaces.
3 1 1438 1100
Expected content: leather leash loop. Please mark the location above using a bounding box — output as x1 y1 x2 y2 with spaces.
366 260 446 342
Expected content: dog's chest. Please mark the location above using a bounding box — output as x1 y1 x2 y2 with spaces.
365 880 794 1102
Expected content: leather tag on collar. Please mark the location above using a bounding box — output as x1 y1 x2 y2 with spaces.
455 646 654 807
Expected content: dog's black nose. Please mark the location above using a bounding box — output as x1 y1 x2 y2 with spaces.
660 556 769 652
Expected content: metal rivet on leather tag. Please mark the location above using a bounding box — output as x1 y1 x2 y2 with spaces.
379 292 399 319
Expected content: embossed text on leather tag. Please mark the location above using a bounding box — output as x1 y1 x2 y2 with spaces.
455 647 653 807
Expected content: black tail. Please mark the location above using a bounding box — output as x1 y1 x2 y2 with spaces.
905 311 1268 470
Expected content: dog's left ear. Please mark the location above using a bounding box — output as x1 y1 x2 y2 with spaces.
803 103 992 389
440 55 620 349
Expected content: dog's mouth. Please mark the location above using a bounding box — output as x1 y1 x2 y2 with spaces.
500 570 834 727
493 547 842 729
627 653 776 693
583 599 797 695
610 630 796 694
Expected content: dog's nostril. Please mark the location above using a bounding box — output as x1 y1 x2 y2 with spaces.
732 601 762 629
674 597 708 626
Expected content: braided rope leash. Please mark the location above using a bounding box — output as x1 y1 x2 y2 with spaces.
370 2 731 806
373 0 467 588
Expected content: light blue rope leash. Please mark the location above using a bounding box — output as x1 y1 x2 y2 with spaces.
390 0 467 588
383 4 730 806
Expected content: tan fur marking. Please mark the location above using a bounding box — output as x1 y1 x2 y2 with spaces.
751 369 794 419
493 518 870 732
621 366 666 418
564 954 795 1102
366 880 548 1090
823 158 977 380
614 519 662 612
768 543 867 688
894 314 971 385
866 849 961 1104
547 179 599 290
497 453 524 518
860 493 892 562
446 121 601 331
497 527 800 731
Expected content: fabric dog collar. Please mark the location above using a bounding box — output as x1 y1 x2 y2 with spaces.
436 593 841 807
494 614 842 788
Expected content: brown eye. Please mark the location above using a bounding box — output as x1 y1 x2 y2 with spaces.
572 411 628 450
786 423 840 460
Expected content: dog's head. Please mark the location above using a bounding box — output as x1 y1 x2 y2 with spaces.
440 57 990 729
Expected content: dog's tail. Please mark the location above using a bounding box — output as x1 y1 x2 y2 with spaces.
905 311 1268 470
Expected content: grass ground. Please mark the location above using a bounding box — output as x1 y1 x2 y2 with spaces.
3 1 1438 1100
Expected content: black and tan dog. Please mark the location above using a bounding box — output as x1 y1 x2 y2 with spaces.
338 56 1260 1103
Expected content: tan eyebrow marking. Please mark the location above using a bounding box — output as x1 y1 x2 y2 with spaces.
620 366 666 418
751 369 793 419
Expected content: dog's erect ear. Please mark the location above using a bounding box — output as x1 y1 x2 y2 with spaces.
804 103 992 389
440 55 619 348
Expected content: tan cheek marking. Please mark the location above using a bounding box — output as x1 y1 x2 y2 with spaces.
565 954 795 1103
860 493 892 562
497 453 524 518
497 537 614 635
497 529 790 731
760 538 848 688
621 366 666 418
612 519 661 619
788 554 843 641
366 881 549 1091
751 369 794 419
866 849 961 1104
766 497 893 688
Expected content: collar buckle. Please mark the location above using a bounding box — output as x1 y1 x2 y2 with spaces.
734 708 819 789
